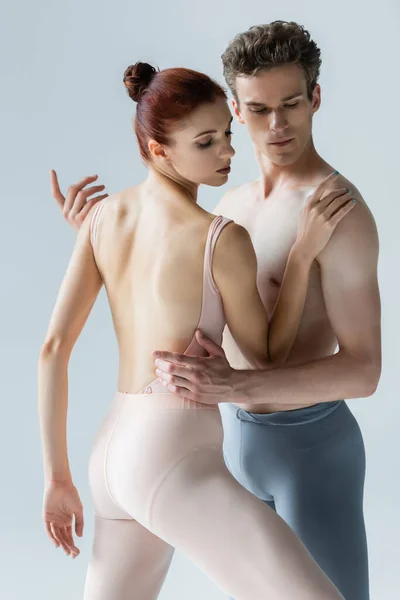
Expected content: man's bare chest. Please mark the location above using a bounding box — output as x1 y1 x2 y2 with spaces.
222 195 319 307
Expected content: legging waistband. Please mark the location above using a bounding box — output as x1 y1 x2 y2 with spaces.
116 390 219 410
230 400 343 426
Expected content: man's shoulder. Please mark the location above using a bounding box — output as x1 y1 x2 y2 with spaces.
222 180 255 197
333 173 376 231
317 173 379 266
214 180 257 216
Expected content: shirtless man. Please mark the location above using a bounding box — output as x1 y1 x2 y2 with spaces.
53 21 380 600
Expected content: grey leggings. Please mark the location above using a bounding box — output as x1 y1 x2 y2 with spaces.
219 400 369 600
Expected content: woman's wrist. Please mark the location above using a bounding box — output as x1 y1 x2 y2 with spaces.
289 241 315 268
44 468 73 487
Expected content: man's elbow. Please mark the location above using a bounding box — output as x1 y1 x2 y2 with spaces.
360 359 381 397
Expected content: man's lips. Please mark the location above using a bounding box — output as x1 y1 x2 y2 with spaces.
269 138 294 146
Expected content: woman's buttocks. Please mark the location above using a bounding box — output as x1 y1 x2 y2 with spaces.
91 391 224 523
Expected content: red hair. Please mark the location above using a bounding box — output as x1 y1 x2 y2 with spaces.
123 62 227 161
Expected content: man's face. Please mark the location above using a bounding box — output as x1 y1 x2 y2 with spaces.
233 64 321 166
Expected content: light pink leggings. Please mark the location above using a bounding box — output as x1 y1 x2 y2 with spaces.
84 391 344 599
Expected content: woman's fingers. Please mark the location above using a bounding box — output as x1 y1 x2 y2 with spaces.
74 510 84 538
310 170 340 202
45 521 59 548
329 198 357 227
52 523 80 556
318 188 349 208
324 193 354 219
65 525 80 557
50 523 70 554
307 187 347 210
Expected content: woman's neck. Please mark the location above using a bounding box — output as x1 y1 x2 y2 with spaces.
146 166 199 204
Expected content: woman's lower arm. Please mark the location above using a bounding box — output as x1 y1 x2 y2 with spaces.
38 344 72 484
267 243 313 365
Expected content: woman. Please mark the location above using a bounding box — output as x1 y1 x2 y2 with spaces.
39 62 354 599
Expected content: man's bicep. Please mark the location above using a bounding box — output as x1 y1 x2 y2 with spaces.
319 204 381 368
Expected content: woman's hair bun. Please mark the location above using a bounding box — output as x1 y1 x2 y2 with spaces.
123 62 157 103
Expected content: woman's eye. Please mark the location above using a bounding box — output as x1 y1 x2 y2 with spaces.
198 140 213 149
226 130 233 137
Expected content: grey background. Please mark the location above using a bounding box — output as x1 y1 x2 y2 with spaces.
1 0 399 598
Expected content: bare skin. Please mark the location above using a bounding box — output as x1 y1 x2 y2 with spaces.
42 97 353 558
153 65 381 411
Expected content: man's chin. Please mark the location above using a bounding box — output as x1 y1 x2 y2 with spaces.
266 150 299 167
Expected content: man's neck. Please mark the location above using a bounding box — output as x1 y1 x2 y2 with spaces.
255 137 330 199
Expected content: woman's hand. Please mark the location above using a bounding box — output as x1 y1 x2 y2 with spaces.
42 480 84 558
294 171 356 261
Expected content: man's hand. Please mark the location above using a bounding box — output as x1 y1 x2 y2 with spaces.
50 170 108 231
153 330 236 404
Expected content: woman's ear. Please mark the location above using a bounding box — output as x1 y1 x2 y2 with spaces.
148 140 170 163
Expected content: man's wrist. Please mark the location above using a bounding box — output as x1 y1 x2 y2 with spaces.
226 368 253 403
226 367 274 404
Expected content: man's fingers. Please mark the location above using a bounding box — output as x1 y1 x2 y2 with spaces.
68 185 106 218
50 170 65 209
153 351 203 369
77 195 108 221
155 359 196 379
195 329 225 357
71 174 99 191
158 375 194 397
63 175 100 214
77 184 106 200
156 368 195 389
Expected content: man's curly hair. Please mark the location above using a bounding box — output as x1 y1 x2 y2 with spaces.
222 21 322 102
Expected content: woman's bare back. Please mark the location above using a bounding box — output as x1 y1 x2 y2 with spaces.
91 183 224 394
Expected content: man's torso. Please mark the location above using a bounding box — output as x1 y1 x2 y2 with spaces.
216 179 338 413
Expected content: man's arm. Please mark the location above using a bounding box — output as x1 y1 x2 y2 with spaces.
51 170 108 231
153 193 381 405
232 195 381 405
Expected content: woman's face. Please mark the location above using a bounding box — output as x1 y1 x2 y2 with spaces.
161 97 236 187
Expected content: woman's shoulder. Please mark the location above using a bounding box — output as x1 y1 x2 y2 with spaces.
89 185 143 247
